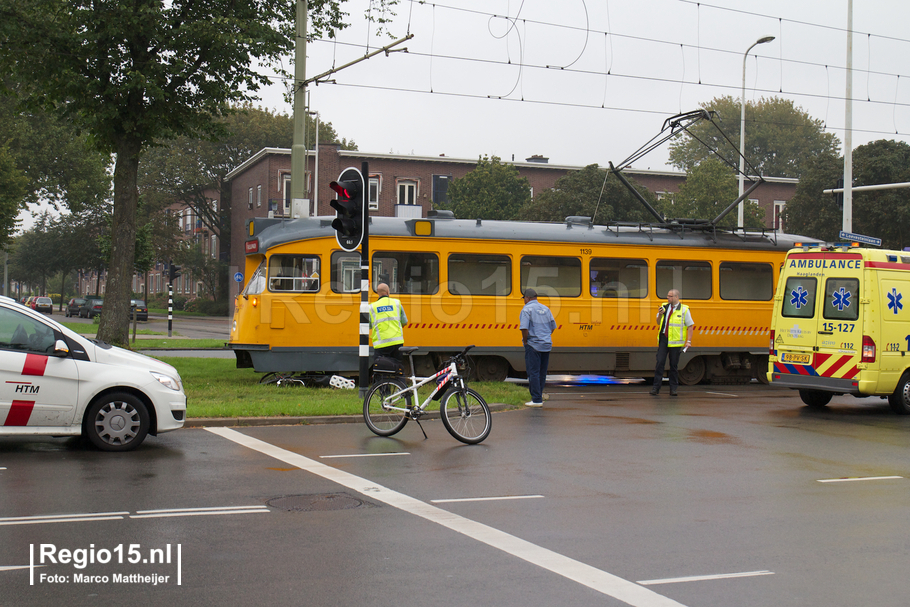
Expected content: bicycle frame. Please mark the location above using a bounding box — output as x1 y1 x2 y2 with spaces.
380 360 461 415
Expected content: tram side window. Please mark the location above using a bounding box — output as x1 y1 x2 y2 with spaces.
448 254 511 296
781 277 817 318
331 251 361 293
372 252 439 295
242 259 266 296
520 256 581 297
719 262 773 300
823 278 859 321
590 258 647 298
268 255 320 292
656 260 712 299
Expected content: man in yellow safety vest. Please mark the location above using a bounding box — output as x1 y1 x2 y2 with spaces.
650 289 695 396
369 282 408 359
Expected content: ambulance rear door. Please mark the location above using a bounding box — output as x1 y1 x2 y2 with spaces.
814 252 863 384
773 251 863 388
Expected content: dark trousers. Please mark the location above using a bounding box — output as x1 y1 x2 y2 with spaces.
525 345 550 403
652 334 682 392
375 344 402 360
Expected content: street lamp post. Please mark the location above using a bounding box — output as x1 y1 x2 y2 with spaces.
738 35 775 228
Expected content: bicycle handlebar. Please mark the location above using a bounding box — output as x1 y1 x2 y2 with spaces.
444 345 475 367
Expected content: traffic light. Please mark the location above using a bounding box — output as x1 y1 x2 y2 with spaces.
169 264 182 282
330 167 366 252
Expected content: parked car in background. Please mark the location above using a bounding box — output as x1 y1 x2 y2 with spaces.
80 298 103 318
66 298 85 317
130 299 148 321
25 296 37 309
34 297 53 314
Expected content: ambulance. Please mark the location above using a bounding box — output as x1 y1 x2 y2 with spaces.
768 244 910 413
0 296 186 450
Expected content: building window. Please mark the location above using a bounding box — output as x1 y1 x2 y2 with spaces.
248 187 253 210
282 174 292 216
368 176 380 210
211 235 217 258
257 185 262 208
397 180 417 205
774 200 786 233
432 175 451 205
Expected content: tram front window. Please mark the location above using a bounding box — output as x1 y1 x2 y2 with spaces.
242 259 266 296
268 255 320 292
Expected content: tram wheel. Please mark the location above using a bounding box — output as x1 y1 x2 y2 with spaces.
474 356 509 382
678 356 705 385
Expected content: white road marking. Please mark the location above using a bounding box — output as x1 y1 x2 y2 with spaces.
638 570 775 585
207 427 688 607
131 506 268 519
705 391 739 398
0 511 128 526
431 495 545 504
320 452 410 459
817 475 904 483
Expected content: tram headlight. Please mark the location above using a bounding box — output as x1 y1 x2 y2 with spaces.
251 296 259 307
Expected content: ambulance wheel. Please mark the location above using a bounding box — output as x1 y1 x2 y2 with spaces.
84 392 150 452
799 389 832 409
887 374 910 415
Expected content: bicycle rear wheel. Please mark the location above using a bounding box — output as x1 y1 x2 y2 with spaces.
439 387 491 444
363 378 411 437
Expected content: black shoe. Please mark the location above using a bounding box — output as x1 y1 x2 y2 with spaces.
669 390 678 396
649 389 659 396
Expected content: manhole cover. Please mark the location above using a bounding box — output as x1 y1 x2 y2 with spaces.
266 492 376 512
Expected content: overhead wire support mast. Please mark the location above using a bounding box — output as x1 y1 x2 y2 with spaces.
304 34 414 87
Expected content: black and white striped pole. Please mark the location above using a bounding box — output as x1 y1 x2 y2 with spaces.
358 162 370 397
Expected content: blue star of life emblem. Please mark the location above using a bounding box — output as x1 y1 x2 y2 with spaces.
831 287 851 312
790 286 809 309
888 287 903 315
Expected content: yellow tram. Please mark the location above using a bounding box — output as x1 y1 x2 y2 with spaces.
229 213 813 384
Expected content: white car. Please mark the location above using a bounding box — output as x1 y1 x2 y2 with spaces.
0 296 186 451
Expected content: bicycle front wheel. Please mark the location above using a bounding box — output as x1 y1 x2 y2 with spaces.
439 387 491 444
363 378 410 437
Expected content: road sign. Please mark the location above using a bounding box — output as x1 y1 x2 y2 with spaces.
839 231 882 247
234 272 244 283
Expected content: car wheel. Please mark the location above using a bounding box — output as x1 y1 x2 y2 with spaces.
84 392 150 452
888 373 910 415
799 389 833 409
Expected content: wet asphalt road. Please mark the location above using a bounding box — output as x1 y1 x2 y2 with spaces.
2 384 910 607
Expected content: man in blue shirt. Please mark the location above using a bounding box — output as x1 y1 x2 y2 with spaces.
520 288 557 407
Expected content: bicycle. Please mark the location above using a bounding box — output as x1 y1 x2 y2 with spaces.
363 345 492 444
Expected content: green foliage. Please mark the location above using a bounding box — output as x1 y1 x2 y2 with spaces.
669 96 839 179
0 0 366 345
661 158 765 228
0 145 26 247
518 164 652 223
785 140 910 248
441 156 531 220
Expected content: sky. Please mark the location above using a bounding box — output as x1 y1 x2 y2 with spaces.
255 0 910 171
18 0 910 230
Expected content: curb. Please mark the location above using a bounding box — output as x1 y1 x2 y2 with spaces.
184 403 516 428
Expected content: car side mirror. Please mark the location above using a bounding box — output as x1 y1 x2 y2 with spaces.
54 339 70 356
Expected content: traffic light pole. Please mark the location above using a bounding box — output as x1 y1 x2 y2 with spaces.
168 282 173 337
358 161 370 397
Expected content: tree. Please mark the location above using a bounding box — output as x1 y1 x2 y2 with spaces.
0 0 371 345
669 96 839 179
138 105 356 302
663 158 765 228
0 145 26 247
175 242 225 301
518 164 653 223
441 156 531 220
785 140 910 248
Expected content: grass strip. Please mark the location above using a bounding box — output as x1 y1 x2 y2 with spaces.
156 357 530 419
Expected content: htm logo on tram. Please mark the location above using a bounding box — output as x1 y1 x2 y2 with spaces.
14 384 39 394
